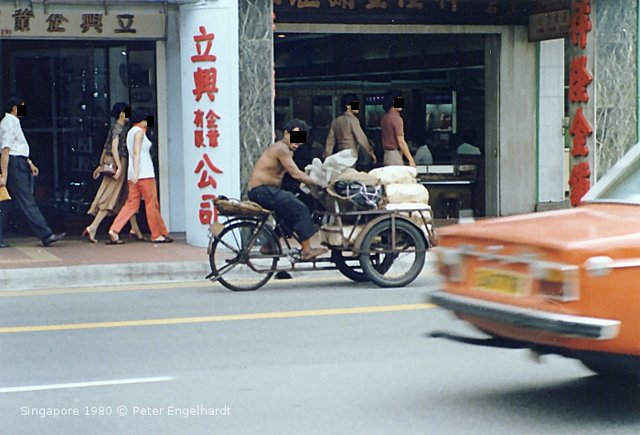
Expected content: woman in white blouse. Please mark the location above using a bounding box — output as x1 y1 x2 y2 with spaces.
107 111 172 244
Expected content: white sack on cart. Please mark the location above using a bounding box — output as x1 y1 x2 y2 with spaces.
369 165 417 185
385 203 432 224
301 149 357 195
386 183 430 204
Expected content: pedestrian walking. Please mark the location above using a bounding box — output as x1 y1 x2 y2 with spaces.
83 102 144 243
0 96 65 248
380 90 416 167
325 93 377 170
107 111 172 244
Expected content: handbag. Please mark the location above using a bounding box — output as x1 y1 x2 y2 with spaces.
0 186 10 202
100 154 117 177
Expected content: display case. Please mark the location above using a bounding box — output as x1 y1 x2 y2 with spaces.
425 90 456 133
364 94 385 129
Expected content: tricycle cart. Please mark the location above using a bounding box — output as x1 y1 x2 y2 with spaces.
206 198 434 291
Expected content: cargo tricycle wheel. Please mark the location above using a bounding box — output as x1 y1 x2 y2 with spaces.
359 218 426 287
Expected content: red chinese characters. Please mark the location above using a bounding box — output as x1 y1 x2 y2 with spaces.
191 26 216 62
569 56 593 103
568 0 593 206
199 194 218 225
190 26 223 225
569 162 590 207
569 108 592 157
570 0 591 49
194 154 223 189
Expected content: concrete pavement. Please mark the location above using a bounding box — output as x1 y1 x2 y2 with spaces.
0 233 210 291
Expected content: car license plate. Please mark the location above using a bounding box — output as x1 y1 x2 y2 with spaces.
473 268 528 296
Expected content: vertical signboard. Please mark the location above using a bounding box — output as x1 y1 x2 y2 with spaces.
567 0 594 206
180 0 240 247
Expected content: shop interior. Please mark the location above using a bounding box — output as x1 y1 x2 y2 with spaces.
274 33 487 218
0 40 157 235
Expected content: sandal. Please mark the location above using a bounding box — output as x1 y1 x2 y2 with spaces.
82 227 97 243
151 236 174 244
106 230 124 245
302 247 328 261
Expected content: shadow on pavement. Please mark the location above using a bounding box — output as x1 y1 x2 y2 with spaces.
464 375 640 425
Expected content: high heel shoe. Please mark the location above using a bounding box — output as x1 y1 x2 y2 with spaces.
106 230 124 245
82 227 97 243
129 230 146 242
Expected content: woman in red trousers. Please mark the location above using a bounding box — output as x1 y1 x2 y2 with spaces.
107 111 172 244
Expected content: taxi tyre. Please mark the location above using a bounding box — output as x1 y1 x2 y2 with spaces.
359 218 426 288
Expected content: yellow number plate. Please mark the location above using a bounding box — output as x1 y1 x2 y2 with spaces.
473 268 528 296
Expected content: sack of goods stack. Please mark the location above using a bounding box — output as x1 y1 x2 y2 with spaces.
368 166 433 237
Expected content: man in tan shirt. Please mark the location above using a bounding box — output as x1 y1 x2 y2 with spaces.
324 93 377 165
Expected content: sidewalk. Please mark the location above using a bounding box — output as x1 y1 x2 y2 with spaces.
0 233 210 291
0 218 451 291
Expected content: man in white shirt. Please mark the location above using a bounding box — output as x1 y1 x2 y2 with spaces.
0 97 65 248
456 129 481 156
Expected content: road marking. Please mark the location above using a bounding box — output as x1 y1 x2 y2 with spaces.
0 376 173 394
0 304 435 334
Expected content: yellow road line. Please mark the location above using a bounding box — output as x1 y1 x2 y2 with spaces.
0 304 435 334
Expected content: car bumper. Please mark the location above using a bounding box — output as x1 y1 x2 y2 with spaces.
430 291 620 340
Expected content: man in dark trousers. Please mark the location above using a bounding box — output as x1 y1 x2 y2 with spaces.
0 96 65 248
247 119 327 261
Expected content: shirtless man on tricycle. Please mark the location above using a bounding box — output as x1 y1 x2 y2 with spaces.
247 119 328 261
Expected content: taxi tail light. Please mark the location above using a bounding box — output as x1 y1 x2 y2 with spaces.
436 248 464 282
533 264 579 301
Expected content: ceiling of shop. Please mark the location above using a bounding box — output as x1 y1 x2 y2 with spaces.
274 33 485 83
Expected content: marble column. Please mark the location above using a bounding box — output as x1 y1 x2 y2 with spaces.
238 0 274 197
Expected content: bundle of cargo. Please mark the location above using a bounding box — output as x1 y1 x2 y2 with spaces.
369 165 433 237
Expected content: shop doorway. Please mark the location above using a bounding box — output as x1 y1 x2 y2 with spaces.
0 40 157 236
274 32 499 219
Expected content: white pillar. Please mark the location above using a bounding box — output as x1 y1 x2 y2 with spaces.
538 39 566 203
179 0 240 247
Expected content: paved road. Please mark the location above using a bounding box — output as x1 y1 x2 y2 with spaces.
0 273 638 434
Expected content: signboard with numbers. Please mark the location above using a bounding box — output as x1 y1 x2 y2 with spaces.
0 5 165 39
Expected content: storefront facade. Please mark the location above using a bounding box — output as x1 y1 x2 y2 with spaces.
3 0 635 247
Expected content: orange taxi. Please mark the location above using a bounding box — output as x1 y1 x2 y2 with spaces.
430 145 640 377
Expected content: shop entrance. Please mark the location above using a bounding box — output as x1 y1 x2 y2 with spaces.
274 32 499 219
0 40 157 236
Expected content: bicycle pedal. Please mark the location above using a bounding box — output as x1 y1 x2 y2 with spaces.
287 248 302 263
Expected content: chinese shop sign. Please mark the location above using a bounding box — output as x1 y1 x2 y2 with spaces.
527 0 570 42
190 26 223 228
567 0 593 206
273 0 528 25
180 2 240 247
0 7 164 38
